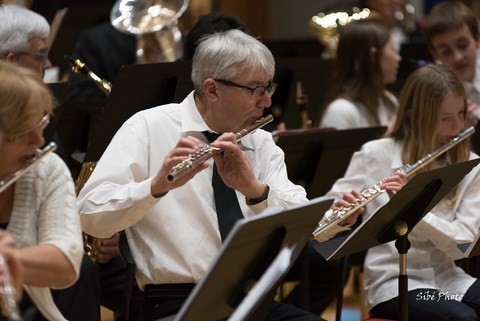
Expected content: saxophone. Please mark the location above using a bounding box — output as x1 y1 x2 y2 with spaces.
64 56 112 96
313 126 475 239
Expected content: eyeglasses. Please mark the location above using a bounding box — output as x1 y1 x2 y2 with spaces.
6 113 50 143
14 50 49 62
214 79 277 101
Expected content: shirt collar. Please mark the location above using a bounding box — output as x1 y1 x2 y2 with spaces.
181 91 210 135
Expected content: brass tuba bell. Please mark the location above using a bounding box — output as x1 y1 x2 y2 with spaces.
110 0 190 63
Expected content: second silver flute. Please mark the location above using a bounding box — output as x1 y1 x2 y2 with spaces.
167 115 274 182
313 125 475 239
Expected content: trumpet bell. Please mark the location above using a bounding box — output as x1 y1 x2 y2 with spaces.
111 0 190 34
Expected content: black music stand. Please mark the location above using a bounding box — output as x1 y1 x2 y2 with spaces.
273 126 387 198
273 126 386 321
273 57 333 129
52 99 105 177
44 82 70 143
83 60 193 163
457 228 480 259
158 197 334 321
315 158 480 321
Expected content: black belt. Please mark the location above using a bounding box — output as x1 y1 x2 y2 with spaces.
144 283 195 300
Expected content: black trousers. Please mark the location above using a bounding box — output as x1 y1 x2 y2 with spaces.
131 241 340 321
281 240 350 315
132 286 326 321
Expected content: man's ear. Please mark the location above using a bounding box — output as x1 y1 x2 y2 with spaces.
475 32 480 49
203 78 218 100
4 52 15 62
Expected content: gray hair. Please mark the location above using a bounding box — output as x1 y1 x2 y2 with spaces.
0 4 50 56
191 29 275 95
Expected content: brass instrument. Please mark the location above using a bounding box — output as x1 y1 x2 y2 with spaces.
110 0 189 63
0 255 21 321
66 55 109 261
83 235 102 263
313 126 475 239
296 81 311 129
65 55 111 262
0 142 57 193
64 55 109 260
76 161 103 263
309 2 417 59
393 2 417 34
167 115 274 183
309 7 378 59
65 56 112 96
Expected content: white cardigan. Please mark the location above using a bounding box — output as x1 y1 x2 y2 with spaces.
9 152 83 321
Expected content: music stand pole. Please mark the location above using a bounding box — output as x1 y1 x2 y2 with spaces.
394 220 411 321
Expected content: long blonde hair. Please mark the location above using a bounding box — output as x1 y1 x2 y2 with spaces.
391 64 470 207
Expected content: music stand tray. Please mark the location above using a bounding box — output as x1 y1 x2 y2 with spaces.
159 197 334 321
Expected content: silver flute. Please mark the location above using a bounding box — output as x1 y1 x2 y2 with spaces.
0 142 57 193
313 126 475 239
167 115 274 182
0 255 21 321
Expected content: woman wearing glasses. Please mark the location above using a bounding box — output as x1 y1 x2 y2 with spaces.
318 19 401 134
0 61 83 321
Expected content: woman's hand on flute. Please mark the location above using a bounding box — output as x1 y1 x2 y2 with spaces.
380 171 407 199
335 190 365 226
